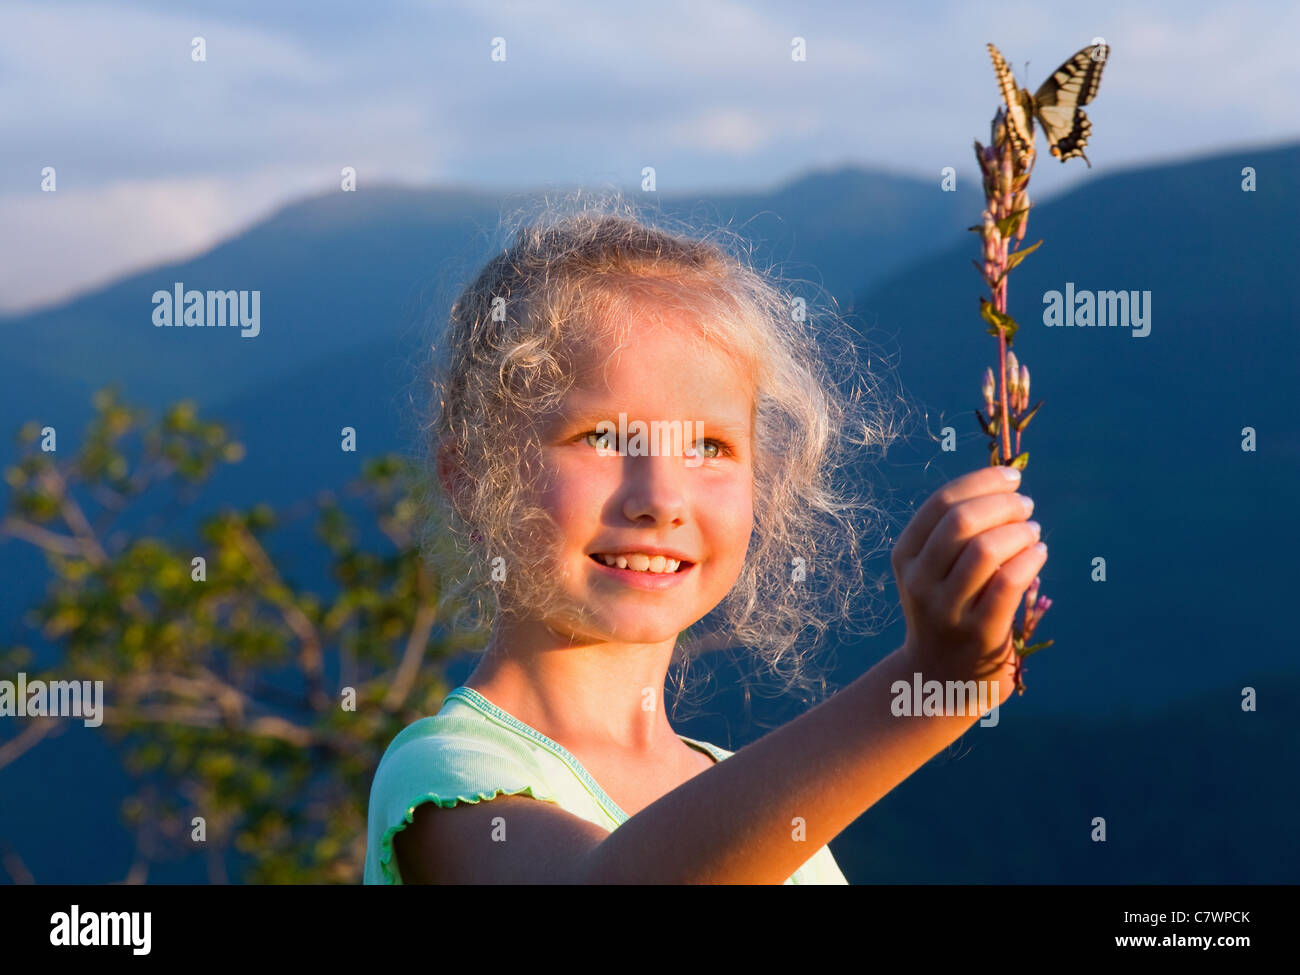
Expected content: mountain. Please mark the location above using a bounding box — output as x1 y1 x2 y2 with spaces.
1 147 1296 884
846 141 1300 714
0 166 983 625
0 168 981 420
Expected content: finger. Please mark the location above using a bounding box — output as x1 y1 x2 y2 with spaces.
969 539 1048 636
937 519 1043 612
913 491 1035 589
892 465 1022 568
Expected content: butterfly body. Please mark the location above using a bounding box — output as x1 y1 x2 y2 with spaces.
987 42 1109 167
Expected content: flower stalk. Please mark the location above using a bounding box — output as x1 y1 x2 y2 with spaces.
972 106 1054 694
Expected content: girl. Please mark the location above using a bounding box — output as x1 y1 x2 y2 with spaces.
363 194 1045 884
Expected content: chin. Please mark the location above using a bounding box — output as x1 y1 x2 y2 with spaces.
558 609 686 647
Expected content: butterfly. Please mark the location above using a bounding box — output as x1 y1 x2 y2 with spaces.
987 41 1109 167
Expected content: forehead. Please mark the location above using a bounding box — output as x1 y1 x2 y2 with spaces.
560 317 757 429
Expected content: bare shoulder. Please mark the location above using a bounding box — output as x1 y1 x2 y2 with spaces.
393 793 610 884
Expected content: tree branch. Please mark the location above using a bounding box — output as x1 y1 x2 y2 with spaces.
229 523 328 711
0 516 83 557
0 716 63 771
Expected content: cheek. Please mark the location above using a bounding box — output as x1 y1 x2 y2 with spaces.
702 476 755 547
533 462 603 529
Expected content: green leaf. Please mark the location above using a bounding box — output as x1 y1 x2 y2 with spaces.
1005 238 1043 272
1014 400 1044 433
995 208 1028 238
979 298 1019 342
1009 451 1029 470
1018 638 1055 658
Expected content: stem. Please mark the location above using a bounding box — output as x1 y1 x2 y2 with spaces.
975 109 1053 688
997 329 1012 462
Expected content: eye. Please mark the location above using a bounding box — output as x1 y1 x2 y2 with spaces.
577 430 736 459
687 438 738 460
583 430 618 452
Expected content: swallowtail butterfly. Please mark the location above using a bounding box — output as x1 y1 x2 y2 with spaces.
987 41 1109 167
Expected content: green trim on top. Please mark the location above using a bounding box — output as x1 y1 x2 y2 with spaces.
445 685 726 827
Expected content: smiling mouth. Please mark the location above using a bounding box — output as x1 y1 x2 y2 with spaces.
588 553 693 574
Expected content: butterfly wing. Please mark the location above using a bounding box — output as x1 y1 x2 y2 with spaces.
987 43 1035 164
1032 42 1109 166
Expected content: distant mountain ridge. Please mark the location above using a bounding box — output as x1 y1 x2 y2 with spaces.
0 167 981 417
1 144 1296 885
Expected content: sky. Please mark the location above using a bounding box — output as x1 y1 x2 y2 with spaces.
1 0 1296 314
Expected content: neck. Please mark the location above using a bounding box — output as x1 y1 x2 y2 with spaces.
463 613 682 756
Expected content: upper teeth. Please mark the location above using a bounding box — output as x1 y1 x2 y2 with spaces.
595 553 682 573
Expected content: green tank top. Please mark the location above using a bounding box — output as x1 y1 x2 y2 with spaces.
364 685 849 884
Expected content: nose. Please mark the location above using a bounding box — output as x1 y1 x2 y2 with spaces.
620 449 689 526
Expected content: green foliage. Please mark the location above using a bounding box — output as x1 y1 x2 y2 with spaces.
1005 239 1043 272
979 297 1019 345
1018 639 1055 657
1014 400 1044 433
0 386 478 883
994 208 1027 239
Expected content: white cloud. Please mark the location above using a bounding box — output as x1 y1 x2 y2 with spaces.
662 108 782 154
0 171 312 315
0 0 1295 313
0 2 334 127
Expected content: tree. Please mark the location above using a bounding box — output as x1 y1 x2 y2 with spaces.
0 386 478 883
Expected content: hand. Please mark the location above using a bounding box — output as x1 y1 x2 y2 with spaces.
890 465 1047 708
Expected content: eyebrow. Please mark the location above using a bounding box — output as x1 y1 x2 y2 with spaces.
554 404 752 440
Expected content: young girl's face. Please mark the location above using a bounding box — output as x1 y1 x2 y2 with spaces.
525 307 756 647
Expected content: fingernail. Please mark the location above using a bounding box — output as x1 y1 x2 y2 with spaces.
1020 495 1035 514
1033 542 1047 554
1027 520 1041 539
1001 466 1021 481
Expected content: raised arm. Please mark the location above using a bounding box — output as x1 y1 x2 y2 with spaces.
576 640 994 883
397 466 1043 883
397 645 985 883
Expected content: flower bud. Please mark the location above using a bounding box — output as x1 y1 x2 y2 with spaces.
991 110 1008 150
1019 364 1031 411
1006 351 1019 395
982 367 995 405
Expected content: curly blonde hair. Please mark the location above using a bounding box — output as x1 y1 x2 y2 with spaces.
412 188 913 713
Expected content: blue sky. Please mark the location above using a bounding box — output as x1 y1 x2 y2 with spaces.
1 0 1296 313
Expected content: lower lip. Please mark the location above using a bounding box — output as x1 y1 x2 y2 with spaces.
588 556 695 590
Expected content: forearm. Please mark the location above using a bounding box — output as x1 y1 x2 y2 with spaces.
574 643 985 884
